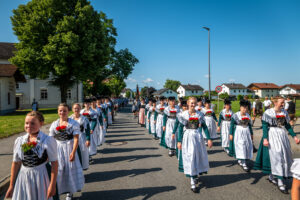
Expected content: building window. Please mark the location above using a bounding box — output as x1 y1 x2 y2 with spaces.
239 90 240 92
16 83 19 89
192 91 194 94
40 89 48 100
234 90 236 93
67 89 72 99
8 93 10 105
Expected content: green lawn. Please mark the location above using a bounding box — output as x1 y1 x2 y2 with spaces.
212 100 300 117
0 108 62 139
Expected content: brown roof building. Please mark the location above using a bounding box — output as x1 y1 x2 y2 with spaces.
247 83 280 98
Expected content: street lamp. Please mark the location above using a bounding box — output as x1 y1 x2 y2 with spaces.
203 26 211 100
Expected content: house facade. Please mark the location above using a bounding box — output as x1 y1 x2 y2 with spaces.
177 84 204 98
220 83 254 96
0 42 83 110
0 43 26 114
16 77 83 109
279 84 300 96
153 88 178 99
247 83 280 98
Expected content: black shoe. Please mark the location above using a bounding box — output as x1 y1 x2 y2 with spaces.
154 137 159 140
278 185 288 194
191 187 198 193
242 165 250 173
267 177 277 186
253 145 258 153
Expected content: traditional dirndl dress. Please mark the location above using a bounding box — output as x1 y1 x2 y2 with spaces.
219 109 233 148
164 106 180 150
107 103 113 125
139 104 146 125
264 109 293 178
148 106 156 136
231 112 253 160
70 114 90 170
12 131 58 200
80 108 98 156
145 104 150 129
49 118 84 195
202 108 218 139
291 159 300 180
155 105 165 138
180 111 209 176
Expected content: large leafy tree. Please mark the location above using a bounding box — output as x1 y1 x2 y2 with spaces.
141 86 156 98
164 79 181 91
105 76 126 97
10 0 116 102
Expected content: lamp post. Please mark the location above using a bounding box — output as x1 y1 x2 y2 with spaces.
203 26 211 100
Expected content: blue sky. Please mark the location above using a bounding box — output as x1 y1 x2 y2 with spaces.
1 0 300 90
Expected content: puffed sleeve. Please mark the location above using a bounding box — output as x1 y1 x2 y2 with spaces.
45 136 58 162
12 137 22 162
72 120 81 136
49 121 56 137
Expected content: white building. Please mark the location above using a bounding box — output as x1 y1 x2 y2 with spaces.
0 42 83 110
220 83 254 96
153 88 178 99
0 43 26 114
177 84 204 98
248 83 280 98
16 77 83 109
279 84 300 96
120 88 133 98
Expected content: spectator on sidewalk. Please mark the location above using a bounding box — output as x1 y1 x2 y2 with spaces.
263 96 272 111
285 96 296 127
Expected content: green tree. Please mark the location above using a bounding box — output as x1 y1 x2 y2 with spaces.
125 90 131 98
237 94 244 101
219 92 229 99
10 0 116 102
164 79 181 91
105 76 126 97
141 87 156 98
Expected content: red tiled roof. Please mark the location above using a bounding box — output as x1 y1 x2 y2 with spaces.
0 64 17 77
280 84 300 90
248 83 280 89
0 42 16 59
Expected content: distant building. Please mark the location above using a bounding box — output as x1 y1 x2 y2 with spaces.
177 84 204 98
0 42 83 110
120 88 133 98
0 43 26 114
248 83 280 98
220 83 254 96
153 88 178 99
280 84 300 97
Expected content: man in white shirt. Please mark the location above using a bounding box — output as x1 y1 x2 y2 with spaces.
263 96 272 111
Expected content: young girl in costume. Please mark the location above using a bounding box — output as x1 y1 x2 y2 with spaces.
254 97 299 194
201 99 218 144
162 96 180 157
139 98 146 127
177 97 212 192
6 111 58 200
155 96 166 139
229 100 254 173
49 103 84 200
217 99 233 154
70 103 90 170
148 99 158 139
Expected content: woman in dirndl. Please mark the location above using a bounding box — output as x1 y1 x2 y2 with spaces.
5 111 58 200
201 99 218 144
254 97 299 194
139 98 146 127
70 103 90 170
49 103 84 200
177 97 212 192
217 99 233 154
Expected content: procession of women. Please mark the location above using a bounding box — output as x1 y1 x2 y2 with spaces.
4 94 300 200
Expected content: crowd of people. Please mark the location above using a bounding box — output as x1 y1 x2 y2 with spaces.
135 95 300 197
5 96 123 200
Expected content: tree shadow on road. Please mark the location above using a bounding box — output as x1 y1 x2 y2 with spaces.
93 154 162 164
99 147 159 154
209 160 236 168
198 172 265 189
74 186 176 200
106 138 152 143
107 130 145 134
105 133 145 138
207 149 224 155
84 168 162 183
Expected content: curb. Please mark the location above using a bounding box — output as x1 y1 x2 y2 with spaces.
0 175 10 197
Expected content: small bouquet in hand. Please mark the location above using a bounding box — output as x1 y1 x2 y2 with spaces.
21 141 37 153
